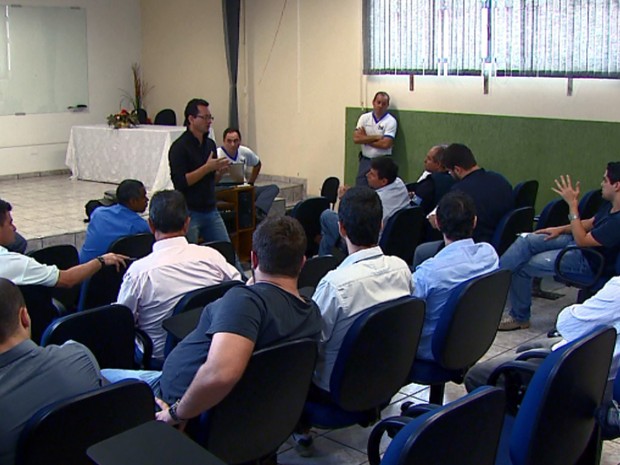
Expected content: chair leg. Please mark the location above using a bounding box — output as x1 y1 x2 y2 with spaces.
429 384 445 405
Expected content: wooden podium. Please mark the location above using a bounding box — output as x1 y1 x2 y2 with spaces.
216 185 255 262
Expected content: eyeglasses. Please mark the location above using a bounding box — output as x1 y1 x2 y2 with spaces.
195 114 214 121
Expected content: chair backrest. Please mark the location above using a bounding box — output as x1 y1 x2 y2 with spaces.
136 108 148 124
330 296 426 411
41 304 137 369
153 108 177 126
29 244 80 312
508 326 615 465
579 189 603 220
201 240 237 267
16 380 155 465
163 280 245 356
491 207 535 256
298 255 339 290
82 233 154 310
191 339 317 464
432 269 511 370
18 285 59 345
536 198 569 229
379 207 425 265
380 387 506 465
289 196 331 257
513 180 539 209
320 177 340 208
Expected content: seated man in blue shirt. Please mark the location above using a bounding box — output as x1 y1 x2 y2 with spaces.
413 190 499 360
318 157 410 256
499 162 620 330
79 179 150 263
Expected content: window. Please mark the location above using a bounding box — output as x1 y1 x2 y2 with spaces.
364 0 620 78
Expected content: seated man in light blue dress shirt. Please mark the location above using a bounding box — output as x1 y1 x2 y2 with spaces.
318 156 410 256
413 190 499 360
312 187 413 392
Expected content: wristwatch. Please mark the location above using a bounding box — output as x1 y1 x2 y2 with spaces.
95 256 106 268
568 213 580 221
168 399 185 422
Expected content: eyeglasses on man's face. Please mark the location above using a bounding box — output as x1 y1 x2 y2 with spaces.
195 114 214 121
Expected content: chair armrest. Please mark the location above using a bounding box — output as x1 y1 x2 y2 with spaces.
488 360 540 415
402 403 442 418
135 328 154 369
554 246 605 288
367 416 414 465
515 349 552 361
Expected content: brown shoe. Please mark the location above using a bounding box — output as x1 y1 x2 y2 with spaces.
498 315 530 331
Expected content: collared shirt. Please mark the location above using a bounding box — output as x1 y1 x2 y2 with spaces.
413 239 499 360
0 340 104 465
376 177 411 224
0 245 59 287
116 236 242 359
79 204 150 263
169 129 218 212
356 111 398 158
312 246 412 391
557 276 620 380
217 145 260 184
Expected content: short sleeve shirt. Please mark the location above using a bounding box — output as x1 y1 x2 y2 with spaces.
356 111 398 158
159 283 321 403
217 145 260 167
589 202 620 274
0 246 59 286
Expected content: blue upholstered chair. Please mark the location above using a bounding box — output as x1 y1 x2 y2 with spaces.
302 296 425 429
16 380 154 465
289 196 331 257
490 207 535 256
535 198 569 229
513 180 539 209
367 386 506 465
489 326 615 465
578 188 603 220
379 206 425 265
407 269 511 405
186 339 317 465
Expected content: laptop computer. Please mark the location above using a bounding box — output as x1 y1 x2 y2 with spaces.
217 163 245 186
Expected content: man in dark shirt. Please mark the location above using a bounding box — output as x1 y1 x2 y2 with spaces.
155 216 321 424
168 98 231 244
102 216 321 425
499 162 620 330
0 278 105 465
409 145 455 214
413 143 513 267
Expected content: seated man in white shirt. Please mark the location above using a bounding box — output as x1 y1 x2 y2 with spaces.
0 198 127 289
318 157 410 256
116 190 241 361
312 186 413 392
217 128 279 220
412 190 499 360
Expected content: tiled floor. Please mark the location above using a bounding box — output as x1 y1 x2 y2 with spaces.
1 175 618 464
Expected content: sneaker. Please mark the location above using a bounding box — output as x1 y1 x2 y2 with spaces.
498 315 530 331
293 433 315 457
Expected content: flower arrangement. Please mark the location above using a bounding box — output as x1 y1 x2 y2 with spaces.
122 63 153 112
106 109 140 129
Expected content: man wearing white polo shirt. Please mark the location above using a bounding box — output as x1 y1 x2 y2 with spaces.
353 91 398 187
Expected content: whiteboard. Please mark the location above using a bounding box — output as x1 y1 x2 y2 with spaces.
0 4 88 115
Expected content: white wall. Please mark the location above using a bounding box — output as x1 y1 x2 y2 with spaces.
0 0 141 176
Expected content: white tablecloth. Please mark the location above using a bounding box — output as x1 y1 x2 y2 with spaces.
65 124 185 192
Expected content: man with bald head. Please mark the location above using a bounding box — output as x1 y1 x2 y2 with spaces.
409 145 455 214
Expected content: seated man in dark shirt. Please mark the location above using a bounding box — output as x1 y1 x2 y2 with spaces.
409 145 455 214
413 143 513 267
499 162 620 330
102 216 321 425
0 278 105 465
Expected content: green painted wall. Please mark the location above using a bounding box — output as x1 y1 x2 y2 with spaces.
345 108 620 211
